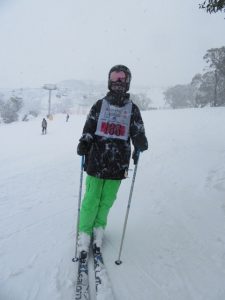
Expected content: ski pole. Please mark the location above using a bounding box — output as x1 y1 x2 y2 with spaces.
115 151 140 265
72 155 84 262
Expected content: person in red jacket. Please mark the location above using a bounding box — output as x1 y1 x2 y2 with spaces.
77 65 148 257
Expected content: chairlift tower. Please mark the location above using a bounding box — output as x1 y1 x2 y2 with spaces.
43 84 57 117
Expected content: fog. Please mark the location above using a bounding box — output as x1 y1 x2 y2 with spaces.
0 0 224 88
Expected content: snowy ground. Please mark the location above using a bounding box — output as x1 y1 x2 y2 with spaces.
1 107 225 300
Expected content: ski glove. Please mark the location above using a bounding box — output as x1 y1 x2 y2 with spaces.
77 134 93 156
132 148 140 165
77 140 90 156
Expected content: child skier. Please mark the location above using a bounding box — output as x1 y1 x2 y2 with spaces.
77 65 148 257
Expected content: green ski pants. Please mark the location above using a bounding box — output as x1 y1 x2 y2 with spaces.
79 175 121 236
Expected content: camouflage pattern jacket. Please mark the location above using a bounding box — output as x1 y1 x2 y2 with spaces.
78 92 148 180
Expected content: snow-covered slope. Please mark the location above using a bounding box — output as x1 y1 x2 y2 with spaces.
1 108 225 300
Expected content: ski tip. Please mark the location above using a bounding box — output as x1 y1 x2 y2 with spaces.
115 260 122 265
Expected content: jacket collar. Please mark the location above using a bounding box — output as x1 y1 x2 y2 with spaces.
105 91 130 106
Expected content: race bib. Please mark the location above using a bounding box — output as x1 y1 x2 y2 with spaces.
95 99 132 140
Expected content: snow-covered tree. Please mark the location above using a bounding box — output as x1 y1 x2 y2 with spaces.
204 47 225 77
164 84 195 109
0 96 23 123
130 93 152 110
194 72 215 107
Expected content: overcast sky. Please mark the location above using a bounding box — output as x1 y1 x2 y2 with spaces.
0 0 225 89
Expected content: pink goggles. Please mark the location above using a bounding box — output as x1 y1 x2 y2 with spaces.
109 71 126 82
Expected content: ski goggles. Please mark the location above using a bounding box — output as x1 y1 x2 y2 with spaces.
109 71 126 82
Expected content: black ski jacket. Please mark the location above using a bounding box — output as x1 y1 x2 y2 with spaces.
78 92 148 180
42 119 47 128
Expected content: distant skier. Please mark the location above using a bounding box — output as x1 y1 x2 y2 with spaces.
66 114 69 122
76 65 148 257
42 118 47 135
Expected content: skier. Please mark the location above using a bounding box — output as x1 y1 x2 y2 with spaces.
76 65 148 257
42 118 47 135
66 114 69 122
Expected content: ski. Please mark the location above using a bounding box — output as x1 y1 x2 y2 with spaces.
93 244 114 300
75 251 89 300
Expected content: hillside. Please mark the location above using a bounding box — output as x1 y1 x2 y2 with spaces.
0 107 225 300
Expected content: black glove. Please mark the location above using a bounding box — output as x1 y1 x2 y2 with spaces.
132 148 140 165
77 140 90 156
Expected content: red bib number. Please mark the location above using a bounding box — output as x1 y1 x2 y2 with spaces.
100 122 125 137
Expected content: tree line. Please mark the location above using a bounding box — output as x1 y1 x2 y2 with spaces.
0 89 152 124
164 46 225 109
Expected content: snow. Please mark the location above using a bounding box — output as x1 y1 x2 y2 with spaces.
1 108 225 300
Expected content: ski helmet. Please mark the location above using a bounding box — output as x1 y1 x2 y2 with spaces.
108 65 132 93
